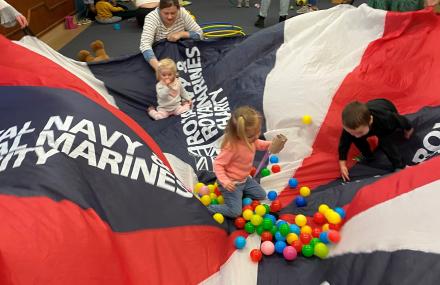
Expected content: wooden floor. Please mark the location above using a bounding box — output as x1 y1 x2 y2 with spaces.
39 19 91 51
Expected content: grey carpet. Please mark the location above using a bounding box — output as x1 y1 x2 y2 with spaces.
59 0 367 59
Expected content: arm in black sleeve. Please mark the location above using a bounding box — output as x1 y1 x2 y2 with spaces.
338 130 353 161
393 113 412 130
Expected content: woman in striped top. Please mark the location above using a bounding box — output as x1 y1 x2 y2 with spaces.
0 0 27 28
139 0 203 70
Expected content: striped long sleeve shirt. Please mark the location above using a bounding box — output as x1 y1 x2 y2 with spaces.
139 7 203 61
0 0 21 28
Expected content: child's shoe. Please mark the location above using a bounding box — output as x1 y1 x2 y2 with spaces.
254 15 265 28
279 15 287 22
296 5 311 13
237 0 243 7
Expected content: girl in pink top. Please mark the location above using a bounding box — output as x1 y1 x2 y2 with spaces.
208 106 272 218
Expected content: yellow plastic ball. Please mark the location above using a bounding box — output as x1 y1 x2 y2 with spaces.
250 214 263 226
326 211 342 224
299 186 311 197
208 184 215 193
295 214 307 227
209 193 218 200
286 233 299 244
300 225 312 235
217 195 224 204
194 182 205 193
254 205 267 216
322 223 330 232
242 209 254 221
200 195 211 206
302 115 312 125
318 204 330 215
213 213 224 224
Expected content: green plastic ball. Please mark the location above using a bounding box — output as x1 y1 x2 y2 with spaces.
262 218 273 231
278 223 290 236
256 225 264 236
309 237 320 248
302 244 314 257
245 222 256 234
261 168 271 177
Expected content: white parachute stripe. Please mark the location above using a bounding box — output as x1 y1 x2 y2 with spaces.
163 152 198 190
330 179 440 256
15 36 117 107
261 4 387 192
200 234 260 285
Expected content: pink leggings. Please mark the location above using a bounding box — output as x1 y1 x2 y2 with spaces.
148 104 190 120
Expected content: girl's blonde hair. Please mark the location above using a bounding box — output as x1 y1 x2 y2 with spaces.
221 106 261 150
156 58 178 80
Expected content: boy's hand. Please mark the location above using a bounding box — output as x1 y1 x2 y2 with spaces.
223 182 236 192
404 128 414 139
339 160 350 182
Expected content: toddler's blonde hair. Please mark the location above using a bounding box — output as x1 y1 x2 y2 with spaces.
156 58 178 80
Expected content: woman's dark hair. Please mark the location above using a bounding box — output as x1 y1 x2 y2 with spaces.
159 0 180 9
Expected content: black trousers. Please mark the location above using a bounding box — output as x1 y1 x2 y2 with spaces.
352 136 404 169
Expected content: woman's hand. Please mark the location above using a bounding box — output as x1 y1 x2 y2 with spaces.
167 31 184 42
223 181 236 192
339 160 350 182
16 14 28 29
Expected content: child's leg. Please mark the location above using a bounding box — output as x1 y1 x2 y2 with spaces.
242 177 267 200
172 103 191 116
148 108 170 120
207 183 245 218
279 0 289 16
95 16 122 24
352 137 374 160
259 0 271 17
379 136 405 169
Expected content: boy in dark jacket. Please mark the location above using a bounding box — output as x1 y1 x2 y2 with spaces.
338 99 413 181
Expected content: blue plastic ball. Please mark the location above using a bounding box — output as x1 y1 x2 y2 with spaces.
288 178 298 188
276 220 288 227
289 224 300 235
275 240 287 254
319 231 330 244
234 236 246 249
264 214 277 225
242 197 253 206
267 190 278 201
295 196 307 207
269 155 279 164
274 231 286 241
334 207 346 219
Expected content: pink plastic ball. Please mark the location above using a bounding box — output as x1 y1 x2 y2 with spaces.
199 186 210 196
260 241 275 255
283 246 297 261
283 245 298 261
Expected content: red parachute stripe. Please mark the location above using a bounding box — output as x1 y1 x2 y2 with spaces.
344 155 440 221
278 9 440 207
0 36 169 170
0 195 233 285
